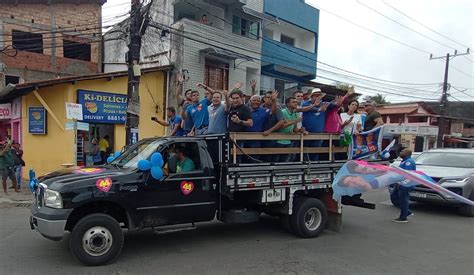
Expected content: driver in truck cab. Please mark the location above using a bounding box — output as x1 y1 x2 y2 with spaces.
176 147 195 173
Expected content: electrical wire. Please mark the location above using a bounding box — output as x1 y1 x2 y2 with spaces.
381 0 472 50
357 0 459 51
148 19 442 97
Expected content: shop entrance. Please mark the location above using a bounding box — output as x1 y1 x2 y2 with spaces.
78 123 115 166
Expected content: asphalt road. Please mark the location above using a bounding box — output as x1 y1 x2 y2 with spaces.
1 189 473 275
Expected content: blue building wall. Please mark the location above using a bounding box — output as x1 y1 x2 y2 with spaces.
262 0 319 82
264 0 319 33
261 39 316 76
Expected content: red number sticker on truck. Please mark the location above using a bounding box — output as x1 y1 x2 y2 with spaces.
180 181 194 196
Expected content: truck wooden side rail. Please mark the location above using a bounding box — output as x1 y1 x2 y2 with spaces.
228 132 348 164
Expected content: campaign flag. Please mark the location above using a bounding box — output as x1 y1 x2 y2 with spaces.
349 126 383 159
332 160 474 206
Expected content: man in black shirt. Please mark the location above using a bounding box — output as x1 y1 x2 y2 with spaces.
227 89 253 132
363 101 384 131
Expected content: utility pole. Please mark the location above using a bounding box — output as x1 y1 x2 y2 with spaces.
125 0 151 146
430 48 470 148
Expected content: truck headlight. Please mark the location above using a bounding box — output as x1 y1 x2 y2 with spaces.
44 189 63 209
441 177 470 184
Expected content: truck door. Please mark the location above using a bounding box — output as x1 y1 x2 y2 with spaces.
158 141 217 224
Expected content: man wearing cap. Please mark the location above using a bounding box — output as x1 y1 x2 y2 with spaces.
363 101 384 131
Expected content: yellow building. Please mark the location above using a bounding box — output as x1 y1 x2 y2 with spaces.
0 66 171 177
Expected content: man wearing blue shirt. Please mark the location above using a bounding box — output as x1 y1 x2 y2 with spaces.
300 88 332 161
185 84 212 136
392 148 416 223
151 107 185 136
207 90 228 135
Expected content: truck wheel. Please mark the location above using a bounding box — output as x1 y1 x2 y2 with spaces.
69 214 124 266
290 198 327 238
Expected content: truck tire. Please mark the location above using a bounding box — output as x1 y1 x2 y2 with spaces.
69 213 124 266
290 198 327 238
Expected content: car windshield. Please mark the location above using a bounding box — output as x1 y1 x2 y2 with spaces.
416 152 474 168
111 139 164 169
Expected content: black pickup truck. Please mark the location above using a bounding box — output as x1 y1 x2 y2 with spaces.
30 134 354 266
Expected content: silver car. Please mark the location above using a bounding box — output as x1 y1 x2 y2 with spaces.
408 148 474 216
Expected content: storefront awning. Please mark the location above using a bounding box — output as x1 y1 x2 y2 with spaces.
242 6 279 24
200 47 254 61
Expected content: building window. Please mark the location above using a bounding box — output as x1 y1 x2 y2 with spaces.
232 16 259 39
12 30 43 54
4 75 20 86
280 34 295 47
204 60 229 91
63 39 91 61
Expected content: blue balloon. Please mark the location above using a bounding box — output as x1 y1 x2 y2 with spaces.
107 156 115 163
150 166 163 180
150 152 163 166
29 179 37 193
157 159 164 168
114 151 121 158
138 160 152 171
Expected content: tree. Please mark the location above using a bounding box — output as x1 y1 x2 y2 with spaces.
363 93 389 105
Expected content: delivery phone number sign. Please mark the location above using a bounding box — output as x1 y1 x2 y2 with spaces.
77 90 128 124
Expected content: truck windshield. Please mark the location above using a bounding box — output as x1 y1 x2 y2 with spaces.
111 139 164 169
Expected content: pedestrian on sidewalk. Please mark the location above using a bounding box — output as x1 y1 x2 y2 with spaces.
11 141 25 190
0 140 19 194
99 135 110 164
391 148 416 223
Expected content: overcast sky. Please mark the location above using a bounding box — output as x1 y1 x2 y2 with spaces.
102 0 473 103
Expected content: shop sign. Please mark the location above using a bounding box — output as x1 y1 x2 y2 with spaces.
0 103 12 120
66 102 84 120
77 90 127 124
29 107 47 134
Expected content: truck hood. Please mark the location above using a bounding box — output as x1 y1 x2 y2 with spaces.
416 165 474 180
38 166 135 190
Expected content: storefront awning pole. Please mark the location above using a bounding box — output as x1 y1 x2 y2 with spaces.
32 90 66 132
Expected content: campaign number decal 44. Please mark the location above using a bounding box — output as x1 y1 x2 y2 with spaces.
180 181 194 196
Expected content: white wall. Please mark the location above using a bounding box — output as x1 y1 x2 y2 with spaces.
264 21 316 53
177 17 261 93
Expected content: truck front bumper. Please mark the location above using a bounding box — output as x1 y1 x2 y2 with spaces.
30 205 72 241
29 215 67 241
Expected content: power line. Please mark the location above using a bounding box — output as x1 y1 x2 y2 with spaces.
153 6 438 88
357 0 459 51
148 21 438 101
381 0 472 50
315 74 437 100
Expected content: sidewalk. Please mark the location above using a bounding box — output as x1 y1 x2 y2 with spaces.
0 182 34 209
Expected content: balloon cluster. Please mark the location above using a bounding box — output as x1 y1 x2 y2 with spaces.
107 151 122 164
138 152 164 180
